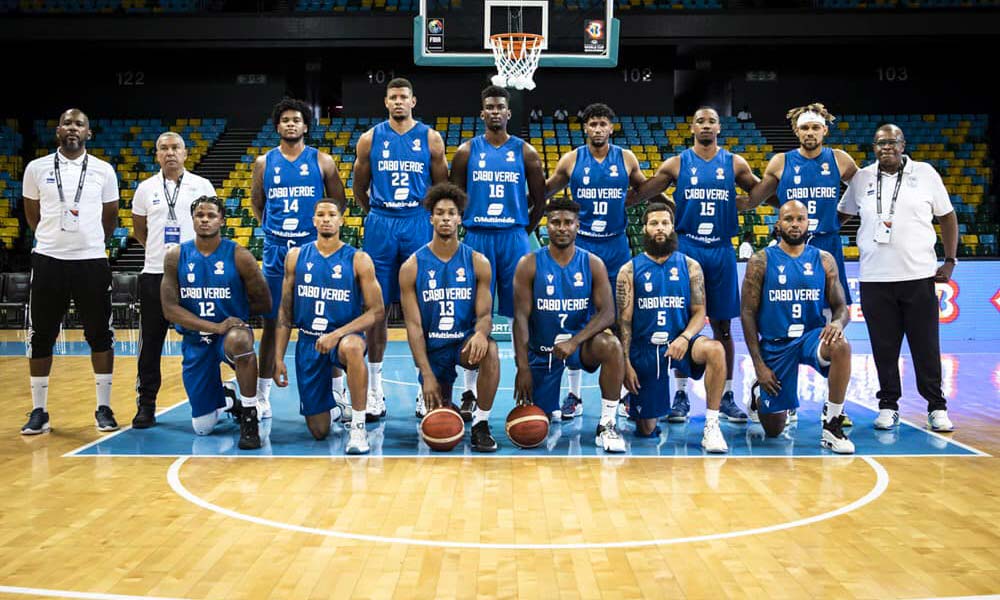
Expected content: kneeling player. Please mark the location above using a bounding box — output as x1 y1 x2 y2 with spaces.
273 198 384 453
740 200 854 453
161 196 272 450
617 203 728 452
512 198 626 452
399 183 500 451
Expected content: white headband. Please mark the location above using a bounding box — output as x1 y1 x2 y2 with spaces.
796 112 826 128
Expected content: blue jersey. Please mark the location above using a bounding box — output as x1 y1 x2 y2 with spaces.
368 120 433 215
262 146 325 245
529 247 592 354
778 147 842 234
571 144 629 238
631 252 692 345
673 148 738 247
464 135 529 230
414 243 478 352
293 242 361 335
758 245 827 341
176 239 249 335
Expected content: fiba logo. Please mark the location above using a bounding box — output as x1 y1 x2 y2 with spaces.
428 19 444 34
585 20 604 40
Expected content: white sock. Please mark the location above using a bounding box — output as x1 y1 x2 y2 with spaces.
351 407 366 429
95 373 113 408
473 408 491 426
463 367 478 394
240 393 257 408
724 380 733 394
332 375 345 397
705 408 720 423
257 378 272 402
567 369 582 398
31 376 49 411
600 398 618 426
676 377 688 393
368 362 382 393
824 401 844 423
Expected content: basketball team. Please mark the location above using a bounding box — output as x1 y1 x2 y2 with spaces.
23 77 936 456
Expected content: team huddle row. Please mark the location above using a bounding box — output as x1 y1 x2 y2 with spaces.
159 81 863 456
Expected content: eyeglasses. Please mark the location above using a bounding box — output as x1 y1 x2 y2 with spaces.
874 139 903 148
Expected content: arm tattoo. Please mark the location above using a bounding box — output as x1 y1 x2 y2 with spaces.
821 251 849 327
740 250 767 365
688 258 705 307
616 263 634 358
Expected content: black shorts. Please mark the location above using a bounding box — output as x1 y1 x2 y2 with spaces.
28 253 114 359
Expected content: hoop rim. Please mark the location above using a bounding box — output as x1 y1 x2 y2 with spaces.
490 32 545 47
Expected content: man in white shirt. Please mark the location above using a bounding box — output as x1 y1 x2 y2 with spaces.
738 231 755 261
20 108 120 435
837 123 959 433
130 132 218 428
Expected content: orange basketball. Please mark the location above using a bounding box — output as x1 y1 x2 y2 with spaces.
505 405 549 449
420 408 466 451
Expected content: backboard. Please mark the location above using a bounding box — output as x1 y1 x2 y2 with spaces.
414 0 619 68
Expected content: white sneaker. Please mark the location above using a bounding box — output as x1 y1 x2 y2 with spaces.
821 415 856 454
617 401 629 419
333 390 351 426
346 424 370 454
928 409 954 432
257 396 272 420
595 421 626 453
549 409 562 422
701 419 729 453
874 409 899 430
747 381 761 424
786 408 798 423
365 389 386 422
415 389 426 418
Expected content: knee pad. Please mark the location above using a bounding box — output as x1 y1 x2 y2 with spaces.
192 411 220 436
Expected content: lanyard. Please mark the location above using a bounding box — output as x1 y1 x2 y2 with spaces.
875 157 907 220
162 172 184 221
53 152 88 206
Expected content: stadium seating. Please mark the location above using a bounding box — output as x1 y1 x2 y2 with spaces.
0 119 22 253
1 0 223 14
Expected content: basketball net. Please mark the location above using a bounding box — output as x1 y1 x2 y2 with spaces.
490 33 543 91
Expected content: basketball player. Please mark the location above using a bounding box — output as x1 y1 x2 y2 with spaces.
749 103 859 426
544 102 654 421
353 78 449 422
740 200 854 453
272 198 383 453
512 198 626 453
617 202 728 452
161 196 272 449
251 98 347 421
634 107 762 423
451 85 546 421
399 183 500 452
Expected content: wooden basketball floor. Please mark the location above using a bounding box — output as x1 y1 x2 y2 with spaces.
0 329 997 599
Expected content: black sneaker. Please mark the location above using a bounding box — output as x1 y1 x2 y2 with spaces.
471 420 498 452
21 408 50 435
131 402 156 429
223 385 243 421
459 390 477 422
238 405 261 450
95 406 119 432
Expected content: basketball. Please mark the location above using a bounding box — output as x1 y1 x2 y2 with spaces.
420 407 466 451
505 405 549 449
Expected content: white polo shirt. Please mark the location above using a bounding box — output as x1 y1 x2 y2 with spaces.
838 155 953 283
131 169 217 274
23 150 120 261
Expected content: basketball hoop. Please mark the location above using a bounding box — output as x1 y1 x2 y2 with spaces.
489 33 544 91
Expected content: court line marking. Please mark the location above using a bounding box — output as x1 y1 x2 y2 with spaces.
61 400 191 458
843 402 991 457
0 586 194 600
168 455 890 550
64 451 985 460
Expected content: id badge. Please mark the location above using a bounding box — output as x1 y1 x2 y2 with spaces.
61 206 80 232
164 220 181 246
873 221 893 244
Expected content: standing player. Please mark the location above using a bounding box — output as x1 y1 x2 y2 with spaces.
749 103 859 425
272 198 383 453
512 198 626 452
161 196 272 449
451 85 547 419
617 203 728 452
399 183 501 451
544 102 652 421
740 200 854 453
352 78 449 421
635 107 762 423
251 97 347 420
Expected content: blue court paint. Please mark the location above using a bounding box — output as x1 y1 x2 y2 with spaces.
62 340 989 459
